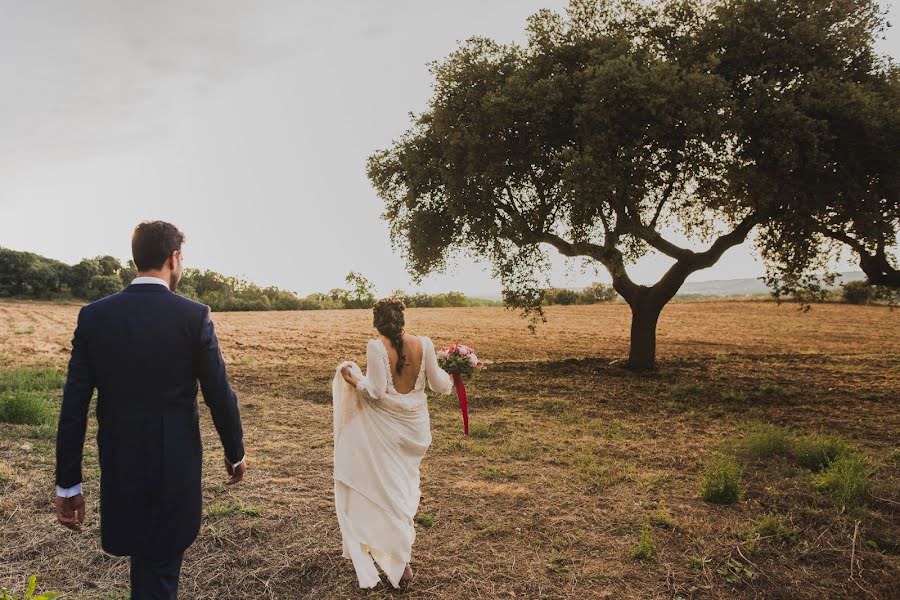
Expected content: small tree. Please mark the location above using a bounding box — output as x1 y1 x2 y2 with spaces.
368 0 898 369
580 282 618 304
543 288 580 306
344 272 376 309
87 274 123 301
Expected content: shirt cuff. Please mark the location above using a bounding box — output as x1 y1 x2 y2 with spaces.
231 455 245 469
56 483 82 498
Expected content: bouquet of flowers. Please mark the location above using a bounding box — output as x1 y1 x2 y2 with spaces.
437 342 484 435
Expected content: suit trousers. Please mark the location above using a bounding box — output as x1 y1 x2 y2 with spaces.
129 553 184 600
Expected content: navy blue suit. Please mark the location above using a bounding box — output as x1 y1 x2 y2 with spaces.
55 283 244 594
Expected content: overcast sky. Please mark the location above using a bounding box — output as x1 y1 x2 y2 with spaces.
1 1 897 296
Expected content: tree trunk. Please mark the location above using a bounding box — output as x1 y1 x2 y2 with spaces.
627 296 662 370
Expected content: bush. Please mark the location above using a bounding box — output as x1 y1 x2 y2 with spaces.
700 455 742 505
579 282 618 303
842 281 872 304
842 280 898 305
793 435 849 471
816 454 872 507
543 287 580 305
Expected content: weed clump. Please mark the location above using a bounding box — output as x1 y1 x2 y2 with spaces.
632 523 657 560
816 454 872 507
700 455 742 505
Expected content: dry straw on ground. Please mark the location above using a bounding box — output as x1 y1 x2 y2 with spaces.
0 300 897 598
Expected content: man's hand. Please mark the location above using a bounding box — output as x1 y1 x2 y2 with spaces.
56 493 86 531
225 457 246 486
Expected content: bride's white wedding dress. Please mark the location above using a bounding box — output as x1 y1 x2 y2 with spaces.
332 336 453 588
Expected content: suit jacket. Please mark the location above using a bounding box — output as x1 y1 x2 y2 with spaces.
55 283 244 559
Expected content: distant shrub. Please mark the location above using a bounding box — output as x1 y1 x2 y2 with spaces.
579 282 618 304
543 287 580 306
542 282 617 305
740 424 794 460
816 454 872 507
793 435 849 472
632 523 657 560
700 455 742 505
842 281 898 305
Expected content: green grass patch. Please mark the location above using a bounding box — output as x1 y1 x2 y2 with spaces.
632 523 657 560
0 367 64 426
793 435 849 471
649 507 677 530
206 502 261 519
468 423 495 439
753 383 792 399
815 454 872 507
0 367 66 392
414 513 434 527
479 466 513 481
0 390 56 425
576 451 626 491
750 513 796 544
700 455 743 505
667 382 711 401
739 423 794 460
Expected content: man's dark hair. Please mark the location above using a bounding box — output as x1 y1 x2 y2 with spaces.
131 221 185 271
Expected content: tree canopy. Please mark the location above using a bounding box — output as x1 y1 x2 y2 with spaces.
367 0 899 369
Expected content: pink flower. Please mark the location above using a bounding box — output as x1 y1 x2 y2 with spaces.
468 353 480 367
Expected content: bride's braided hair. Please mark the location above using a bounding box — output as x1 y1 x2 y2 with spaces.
373 297 407 374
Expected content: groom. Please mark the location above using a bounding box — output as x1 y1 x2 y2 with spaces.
55 221 247 599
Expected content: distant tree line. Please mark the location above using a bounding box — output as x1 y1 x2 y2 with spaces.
0 248 505 311
2 247 891 311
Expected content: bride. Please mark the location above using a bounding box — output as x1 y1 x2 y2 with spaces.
332 297 453 589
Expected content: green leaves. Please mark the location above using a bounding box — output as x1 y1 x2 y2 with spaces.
1 575 59 600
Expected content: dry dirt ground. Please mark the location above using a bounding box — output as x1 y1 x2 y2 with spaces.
0 299 898 599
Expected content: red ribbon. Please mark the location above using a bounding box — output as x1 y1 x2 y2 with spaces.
452 373 469 436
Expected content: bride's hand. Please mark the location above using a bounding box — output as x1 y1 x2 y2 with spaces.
341 366 358 387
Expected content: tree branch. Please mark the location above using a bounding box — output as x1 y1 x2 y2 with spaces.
620 222 693 260
648 212 763 307
822 228 900 287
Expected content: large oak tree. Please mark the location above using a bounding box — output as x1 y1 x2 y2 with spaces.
367 0 899 369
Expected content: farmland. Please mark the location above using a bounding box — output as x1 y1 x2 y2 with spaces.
0 299 897 599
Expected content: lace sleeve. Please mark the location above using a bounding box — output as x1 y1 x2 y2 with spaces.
356 339 388 401
423 337 453 395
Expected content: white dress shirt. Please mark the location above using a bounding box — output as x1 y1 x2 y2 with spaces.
56 276 244 498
